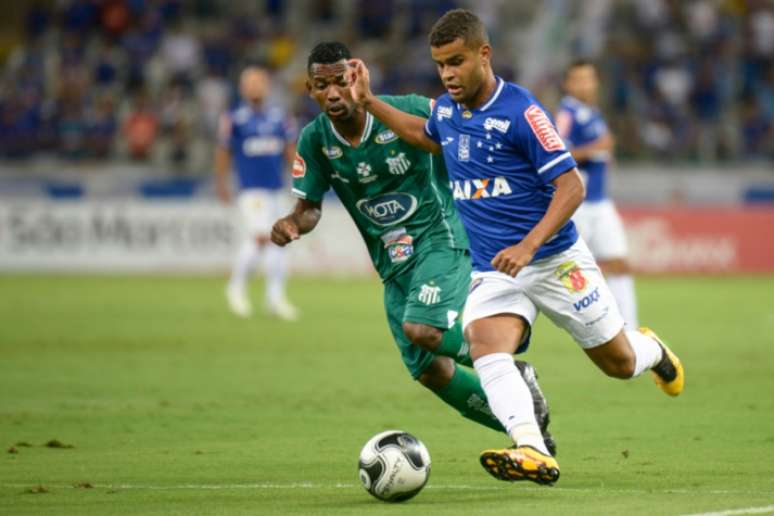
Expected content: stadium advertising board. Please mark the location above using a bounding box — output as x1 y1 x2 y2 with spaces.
621 207 774 274
0 200 372 274
1 201 772 274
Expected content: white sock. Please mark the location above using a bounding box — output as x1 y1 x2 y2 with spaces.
473 353 549 455
263 243 288 305
607 274 639 329
627 330 664 377
229 239 260 292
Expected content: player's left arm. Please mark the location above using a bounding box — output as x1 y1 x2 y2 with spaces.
492 101 584 276
492 168 585 276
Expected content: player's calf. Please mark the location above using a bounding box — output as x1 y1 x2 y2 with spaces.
584 332 637 379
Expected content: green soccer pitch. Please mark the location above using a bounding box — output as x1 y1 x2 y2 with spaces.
1 275 773 516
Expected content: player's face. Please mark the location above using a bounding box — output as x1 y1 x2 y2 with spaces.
240 69 270 107
307 61 357 121
564 65 599 104
431 38 490 104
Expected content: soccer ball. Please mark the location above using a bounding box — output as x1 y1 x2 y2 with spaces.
357 430 431 502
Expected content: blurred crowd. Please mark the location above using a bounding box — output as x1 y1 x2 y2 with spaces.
0 0 771 172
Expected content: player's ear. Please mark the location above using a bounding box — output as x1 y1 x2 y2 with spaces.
305 78 312 96
479 44 492 66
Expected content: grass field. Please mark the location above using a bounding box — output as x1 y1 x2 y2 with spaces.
1 274 773 515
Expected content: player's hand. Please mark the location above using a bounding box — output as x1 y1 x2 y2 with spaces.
347 58 373 107
271 217 300 246
491 242 535 277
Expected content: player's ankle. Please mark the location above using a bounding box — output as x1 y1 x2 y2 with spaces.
509 423 550 455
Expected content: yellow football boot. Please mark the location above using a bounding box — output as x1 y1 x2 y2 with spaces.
641 327 684 397
479 446 560 485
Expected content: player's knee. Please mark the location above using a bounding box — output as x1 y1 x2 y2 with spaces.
403 322 443 352
417 356 455 391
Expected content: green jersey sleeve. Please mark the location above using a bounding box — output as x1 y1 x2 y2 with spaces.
379 94 434 119
291 123 330 202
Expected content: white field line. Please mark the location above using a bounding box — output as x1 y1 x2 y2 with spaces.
1 482 774 496
680 506 774 516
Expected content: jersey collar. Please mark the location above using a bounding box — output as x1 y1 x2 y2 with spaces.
456 76 504 113
329 112 374 147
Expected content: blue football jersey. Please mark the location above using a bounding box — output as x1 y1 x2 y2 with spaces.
424 77 579 272
219 103 295 191
556 95 610 202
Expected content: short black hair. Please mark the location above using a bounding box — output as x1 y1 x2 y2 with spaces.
429 9 489 49
564 59 597 79
307 42 351 73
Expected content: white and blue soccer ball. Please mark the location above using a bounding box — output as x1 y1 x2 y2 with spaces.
357 430 431 502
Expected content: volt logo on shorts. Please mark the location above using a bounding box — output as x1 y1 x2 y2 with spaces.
356 192 418 226
418 282 442 305
451 176 512 200
555 260 588 293
573 287 600 312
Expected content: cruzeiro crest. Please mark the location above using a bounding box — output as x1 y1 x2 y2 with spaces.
385 152 411 175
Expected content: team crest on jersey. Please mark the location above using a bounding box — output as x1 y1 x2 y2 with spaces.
555 261 588 293
458 134 470 162
380 227 414 263
525 105 565 152
385 152 411 175
292 154 306 178
451 176 512 200
375 130 398 144
483 117 511 134
356 192 418 226
437 105 453 121
322 146 343 159
462 110 473 119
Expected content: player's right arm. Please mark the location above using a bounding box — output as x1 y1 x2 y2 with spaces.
271 198 322 246
349 59 441 155
271 124 331 246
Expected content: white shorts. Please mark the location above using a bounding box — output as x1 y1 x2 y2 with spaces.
462 238 624 349
237 188 287 237
572 199 628 260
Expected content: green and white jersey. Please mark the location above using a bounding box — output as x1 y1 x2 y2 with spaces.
292 94 468 281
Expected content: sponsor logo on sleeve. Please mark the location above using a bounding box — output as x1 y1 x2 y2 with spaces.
524 105 566 152
292 154 306 178
437 105 453 121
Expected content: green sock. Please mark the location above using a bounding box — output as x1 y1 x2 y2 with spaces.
435 364 503 433
437 320 473 367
